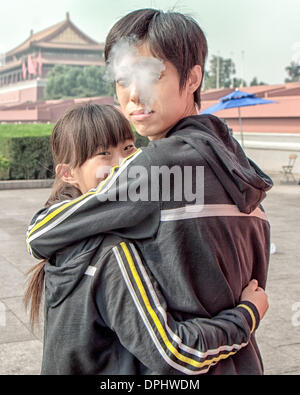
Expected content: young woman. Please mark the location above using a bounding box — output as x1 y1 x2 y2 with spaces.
25 103 268 375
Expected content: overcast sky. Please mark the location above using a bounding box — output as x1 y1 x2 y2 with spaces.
0 0 299 85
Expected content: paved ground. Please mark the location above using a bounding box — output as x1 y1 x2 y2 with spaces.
0 175 299 375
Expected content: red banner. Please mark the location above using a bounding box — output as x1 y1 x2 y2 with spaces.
38 51 42 76
27 55 37 76
22 60 27 80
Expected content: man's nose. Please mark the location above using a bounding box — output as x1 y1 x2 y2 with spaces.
128 81 141 104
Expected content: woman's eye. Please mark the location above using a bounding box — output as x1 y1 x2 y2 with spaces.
97 151 110 156
124 144 135 151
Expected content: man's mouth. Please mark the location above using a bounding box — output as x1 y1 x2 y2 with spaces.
130 109 154 121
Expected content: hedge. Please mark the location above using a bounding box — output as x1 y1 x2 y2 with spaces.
0 123 148 180
0 124 53 180
130 124 149 148
0 154 10 179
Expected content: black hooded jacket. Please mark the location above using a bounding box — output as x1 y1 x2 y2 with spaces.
27 114 272 374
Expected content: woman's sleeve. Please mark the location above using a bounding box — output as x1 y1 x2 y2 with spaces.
94 241 259 375
26 149 160 259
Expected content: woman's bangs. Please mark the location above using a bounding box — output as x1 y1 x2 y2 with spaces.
60 104 134 166
85 106 134 158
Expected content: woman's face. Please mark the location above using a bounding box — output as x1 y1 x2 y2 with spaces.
71 139 136 194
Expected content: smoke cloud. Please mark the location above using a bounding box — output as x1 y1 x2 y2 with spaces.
106 37 165 112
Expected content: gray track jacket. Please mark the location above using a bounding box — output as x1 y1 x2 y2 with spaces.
41 234 259 375
27 114 272 374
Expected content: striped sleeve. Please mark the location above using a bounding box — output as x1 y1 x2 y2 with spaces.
95 241 259 375
26 149 160 260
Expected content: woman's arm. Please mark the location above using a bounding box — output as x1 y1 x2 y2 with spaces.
94 241 267 375
27 150 160 259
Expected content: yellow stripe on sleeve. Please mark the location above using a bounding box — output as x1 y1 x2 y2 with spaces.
237 304 256 333
120 242 240 369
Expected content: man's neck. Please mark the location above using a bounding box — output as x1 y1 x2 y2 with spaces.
148 103 198 141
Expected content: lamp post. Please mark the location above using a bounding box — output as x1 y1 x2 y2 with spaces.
216 51 220 89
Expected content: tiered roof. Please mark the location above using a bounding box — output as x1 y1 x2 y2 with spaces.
5 13 104 60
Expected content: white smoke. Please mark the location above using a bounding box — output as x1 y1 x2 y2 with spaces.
106 36 165 112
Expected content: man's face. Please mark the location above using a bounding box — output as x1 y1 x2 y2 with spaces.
115 43 196 140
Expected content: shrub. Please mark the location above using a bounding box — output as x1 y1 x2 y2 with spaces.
131 124 149 148
0 124 53 180
0 154 10 180
0 123 148 180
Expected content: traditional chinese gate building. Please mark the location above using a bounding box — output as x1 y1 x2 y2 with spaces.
0 13 105 105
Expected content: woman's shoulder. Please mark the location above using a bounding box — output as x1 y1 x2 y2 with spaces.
95 234 133 261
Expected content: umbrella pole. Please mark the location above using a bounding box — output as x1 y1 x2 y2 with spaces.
238 107 244 148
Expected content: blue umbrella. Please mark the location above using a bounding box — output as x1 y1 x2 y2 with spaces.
201 89 275 147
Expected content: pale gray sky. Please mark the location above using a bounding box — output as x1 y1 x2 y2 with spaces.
0 0 299 85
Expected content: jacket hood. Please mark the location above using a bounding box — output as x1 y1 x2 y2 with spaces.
45 235 103 307
166 114 273 214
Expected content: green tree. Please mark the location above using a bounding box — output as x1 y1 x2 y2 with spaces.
249 77 267 86
232 77 247 88
285 61 300 82
80 66 114 97
203 55 246 90
45 65 114 99
44 65 69 99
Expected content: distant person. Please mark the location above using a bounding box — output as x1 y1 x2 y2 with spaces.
26 9 272 374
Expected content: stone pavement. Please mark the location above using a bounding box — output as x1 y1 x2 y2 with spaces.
0 176 299 375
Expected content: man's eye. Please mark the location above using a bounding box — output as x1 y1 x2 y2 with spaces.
151 72 161 80
116 78 130 87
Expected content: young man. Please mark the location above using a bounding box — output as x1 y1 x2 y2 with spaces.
27 9 272 374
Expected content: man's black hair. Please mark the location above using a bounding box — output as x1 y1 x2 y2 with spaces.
104 8 208 107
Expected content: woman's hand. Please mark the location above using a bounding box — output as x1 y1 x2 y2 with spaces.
241 279 269 320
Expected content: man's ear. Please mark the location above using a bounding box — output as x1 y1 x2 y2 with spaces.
56 164 79 187
187 65 202 94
